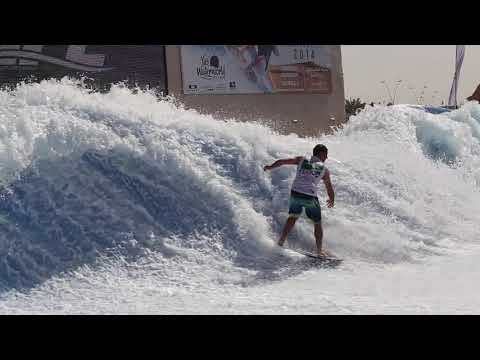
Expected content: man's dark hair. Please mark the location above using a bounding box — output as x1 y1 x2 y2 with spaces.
313 144 328 157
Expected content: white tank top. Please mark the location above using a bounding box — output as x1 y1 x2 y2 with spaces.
291 156 327 197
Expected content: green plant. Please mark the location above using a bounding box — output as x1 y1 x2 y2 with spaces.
345 97 366 118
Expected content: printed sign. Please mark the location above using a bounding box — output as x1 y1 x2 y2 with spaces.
181 45 333 94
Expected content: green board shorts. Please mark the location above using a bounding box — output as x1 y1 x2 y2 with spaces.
288 190 322 224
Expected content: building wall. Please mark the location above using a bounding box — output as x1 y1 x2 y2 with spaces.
165 45 346 137
0 45 167 92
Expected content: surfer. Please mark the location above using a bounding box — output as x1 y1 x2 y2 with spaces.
264 144 335 257
256 45 279 70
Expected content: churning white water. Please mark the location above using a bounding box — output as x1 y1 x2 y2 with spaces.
0 78 479 314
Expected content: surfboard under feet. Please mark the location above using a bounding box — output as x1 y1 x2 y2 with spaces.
287 248 343 266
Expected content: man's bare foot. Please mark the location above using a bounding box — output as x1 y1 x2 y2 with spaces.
317 250 331 257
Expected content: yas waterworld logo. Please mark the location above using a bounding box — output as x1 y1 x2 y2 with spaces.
196 55 225 80
0 45 114 72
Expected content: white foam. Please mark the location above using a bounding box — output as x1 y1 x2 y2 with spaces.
0 79 479 313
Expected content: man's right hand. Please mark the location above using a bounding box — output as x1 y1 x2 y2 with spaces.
327 198 334 208
264 165 272 171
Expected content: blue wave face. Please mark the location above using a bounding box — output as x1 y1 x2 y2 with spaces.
0 148 240 289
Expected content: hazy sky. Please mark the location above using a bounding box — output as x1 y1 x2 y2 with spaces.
342 45 479 105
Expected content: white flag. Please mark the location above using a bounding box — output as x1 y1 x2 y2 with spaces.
448 45 466 107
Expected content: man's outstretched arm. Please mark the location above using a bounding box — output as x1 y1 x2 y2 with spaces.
264 157 302 171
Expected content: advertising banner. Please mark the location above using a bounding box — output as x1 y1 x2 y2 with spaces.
448 45 466 108
181 45 333 95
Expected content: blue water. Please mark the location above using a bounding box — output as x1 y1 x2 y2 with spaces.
0 78 480 313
